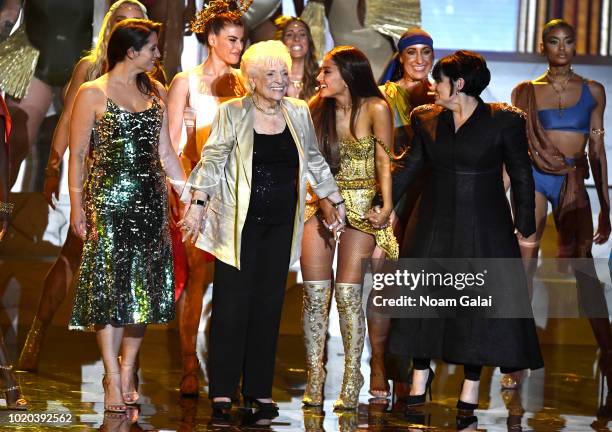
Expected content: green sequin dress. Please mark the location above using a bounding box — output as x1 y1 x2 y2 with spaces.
70 98 175 330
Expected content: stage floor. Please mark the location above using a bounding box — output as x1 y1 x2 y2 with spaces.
0 326 610 431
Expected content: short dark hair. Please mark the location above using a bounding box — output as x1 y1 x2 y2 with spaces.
542 18 575 42
431 50 490 97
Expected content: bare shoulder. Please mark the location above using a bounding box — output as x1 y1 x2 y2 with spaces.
152 79 168 101
77 79 106 102
169 70 190 89
586 79 605 101
364 97 390 116
74 57 93 79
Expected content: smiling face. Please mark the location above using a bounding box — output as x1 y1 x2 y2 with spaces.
316 56 348 100
251 59 289 103
133 32 161 72
400 44 434 81
112 2 145 25
432 72 456 107
541 26 576 67
209 24 245 66
282 21 310 60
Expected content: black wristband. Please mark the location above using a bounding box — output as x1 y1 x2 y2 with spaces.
332 199 345 208
191 199 207 207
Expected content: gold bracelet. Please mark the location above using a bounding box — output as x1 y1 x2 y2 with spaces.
591 128 605 136
44 167 60 178
69 186 83 193
0 201 14 215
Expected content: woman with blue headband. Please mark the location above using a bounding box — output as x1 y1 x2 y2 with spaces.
368 28 436 400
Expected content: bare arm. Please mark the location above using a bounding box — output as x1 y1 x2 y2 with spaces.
587 81 610 244
68 84 101 239
371 99 394 224
44 58 92 207
167 72 190 153
0 0 21 42
157 84 186 193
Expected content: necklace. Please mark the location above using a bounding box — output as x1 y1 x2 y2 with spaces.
252 96 281 116
335 103 352 114
291 80 303 89
546 67 573 117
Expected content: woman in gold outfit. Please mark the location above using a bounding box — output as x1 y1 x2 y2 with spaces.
369 27 435 400
300 45 398 410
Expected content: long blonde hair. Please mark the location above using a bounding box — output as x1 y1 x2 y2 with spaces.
86 0 148 81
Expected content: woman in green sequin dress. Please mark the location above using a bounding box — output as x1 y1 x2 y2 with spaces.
68 19 185 412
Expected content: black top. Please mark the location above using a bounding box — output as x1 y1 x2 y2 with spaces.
25 0 93 87
246 127 299 225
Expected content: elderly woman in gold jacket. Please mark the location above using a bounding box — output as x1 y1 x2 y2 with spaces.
179 40 345 418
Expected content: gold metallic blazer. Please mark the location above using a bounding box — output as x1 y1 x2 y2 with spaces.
185 96 339 270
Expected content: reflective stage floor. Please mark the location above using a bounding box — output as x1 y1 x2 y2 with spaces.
1 327 611 432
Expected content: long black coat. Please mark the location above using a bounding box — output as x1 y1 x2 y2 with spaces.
387 100 543 370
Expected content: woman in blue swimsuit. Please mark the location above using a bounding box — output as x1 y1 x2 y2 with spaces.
512 19 610 394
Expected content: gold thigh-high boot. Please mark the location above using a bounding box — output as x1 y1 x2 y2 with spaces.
334 282 365 410
302 280 333 406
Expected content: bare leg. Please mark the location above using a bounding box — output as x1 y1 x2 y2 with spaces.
6 77 53 189
177 244 211 396
0 333 27 409
367 215 401 399
18 229 83 371
518 191 548 299
97 324 126 412
120 324 146 404
503 191 548 389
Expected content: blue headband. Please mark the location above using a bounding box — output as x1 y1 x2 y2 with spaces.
379 34 434 84
398 34 434 52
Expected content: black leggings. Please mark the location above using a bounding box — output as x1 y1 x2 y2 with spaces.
208 221 294 399
413 358 522 381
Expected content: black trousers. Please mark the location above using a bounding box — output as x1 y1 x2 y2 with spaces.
208 221 294 399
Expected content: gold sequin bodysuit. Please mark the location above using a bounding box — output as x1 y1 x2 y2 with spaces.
307 136 399 259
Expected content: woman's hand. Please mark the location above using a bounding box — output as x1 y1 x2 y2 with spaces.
320 197 346 240
44 174 61 209
365 205 392 229
594 211 611 244
178 202 207 244
167 182 182 223
70 207 87 240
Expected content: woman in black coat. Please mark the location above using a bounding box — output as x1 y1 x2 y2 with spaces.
368 50 543 413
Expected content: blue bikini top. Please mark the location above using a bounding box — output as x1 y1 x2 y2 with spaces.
538 81 595 134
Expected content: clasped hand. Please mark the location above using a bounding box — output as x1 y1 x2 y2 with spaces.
177 192 209 244
364 205 393 229
319 198 346 241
